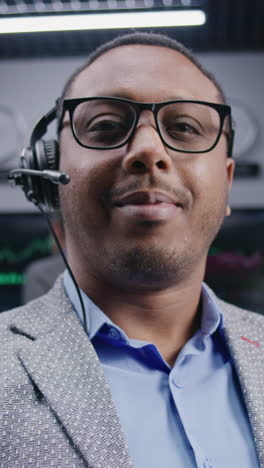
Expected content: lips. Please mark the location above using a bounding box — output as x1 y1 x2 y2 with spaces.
113 191 181 207
112 190 182 222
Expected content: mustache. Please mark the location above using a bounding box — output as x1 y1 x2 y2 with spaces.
107 177 192 208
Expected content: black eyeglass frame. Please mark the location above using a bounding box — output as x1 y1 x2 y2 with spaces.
61 96 234 156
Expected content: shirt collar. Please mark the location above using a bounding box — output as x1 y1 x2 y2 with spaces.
63 270 111 339
63 270 223 343
200 282 223 338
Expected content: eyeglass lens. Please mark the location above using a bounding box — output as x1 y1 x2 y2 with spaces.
72 99 221 152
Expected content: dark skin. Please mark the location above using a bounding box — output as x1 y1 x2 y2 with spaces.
59 45 235 366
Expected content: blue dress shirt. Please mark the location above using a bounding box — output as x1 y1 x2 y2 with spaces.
64 271 259 467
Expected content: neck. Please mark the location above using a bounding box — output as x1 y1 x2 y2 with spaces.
80 272 205 367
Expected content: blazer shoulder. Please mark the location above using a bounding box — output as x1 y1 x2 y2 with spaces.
204 283 264 330
0 283 53 322
216 295 264 331
0 302 32 330
0 296 45 348
0 274 70 341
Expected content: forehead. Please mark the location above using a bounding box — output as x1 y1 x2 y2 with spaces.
69 44 220 103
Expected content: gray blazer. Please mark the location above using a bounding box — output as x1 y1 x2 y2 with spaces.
1 276 264 468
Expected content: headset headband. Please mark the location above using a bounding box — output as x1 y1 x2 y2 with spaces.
30 106 57 147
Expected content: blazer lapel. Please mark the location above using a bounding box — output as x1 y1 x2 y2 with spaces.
13 278 133 468
217 298 264 467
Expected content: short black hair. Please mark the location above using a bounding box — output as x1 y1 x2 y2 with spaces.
57 31 227 134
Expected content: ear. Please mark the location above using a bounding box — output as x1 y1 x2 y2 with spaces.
225 157 235 217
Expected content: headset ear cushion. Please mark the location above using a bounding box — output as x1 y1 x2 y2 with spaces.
44 140 60 209
44 140 59 171
34 139 60 210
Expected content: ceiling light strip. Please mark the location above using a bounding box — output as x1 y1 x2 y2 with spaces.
0 10 206 34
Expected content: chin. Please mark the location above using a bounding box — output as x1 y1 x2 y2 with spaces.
103 245 192 291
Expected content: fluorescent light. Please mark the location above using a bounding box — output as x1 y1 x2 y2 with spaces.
0 10 206 34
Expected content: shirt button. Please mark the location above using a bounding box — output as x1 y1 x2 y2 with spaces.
171 377 182 390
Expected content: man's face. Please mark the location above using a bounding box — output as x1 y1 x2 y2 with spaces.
59 45 234 291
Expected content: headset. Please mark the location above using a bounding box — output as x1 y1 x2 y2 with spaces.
8 105 87 332
8 105 69 210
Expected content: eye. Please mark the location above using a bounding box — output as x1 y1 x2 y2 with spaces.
163 116 203 141
77 113 130 146
88 118 124 133
72 100 136 147
172 121 199 134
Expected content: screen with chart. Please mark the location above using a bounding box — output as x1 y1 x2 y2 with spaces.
0 213 51 312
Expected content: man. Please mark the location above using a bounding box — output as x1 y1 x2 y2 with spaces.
1 32 263 468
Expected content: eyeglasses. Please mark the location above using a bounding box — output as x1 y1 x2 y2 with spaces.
61 97 233 155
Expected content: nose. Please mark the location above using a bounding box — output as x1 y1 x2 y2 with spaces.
122 111 173 174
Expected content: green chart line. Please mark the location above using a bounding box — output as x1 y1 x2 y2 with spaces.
0 272 24 285
0 237 51 264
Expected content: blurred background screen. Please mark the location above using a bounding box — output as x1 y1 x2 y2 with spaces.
206 209 264 314
0 213 51 311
